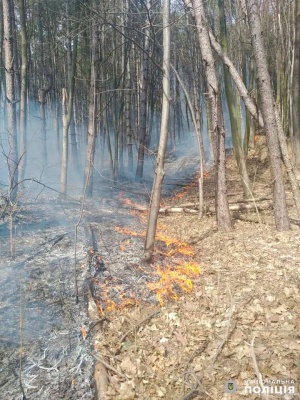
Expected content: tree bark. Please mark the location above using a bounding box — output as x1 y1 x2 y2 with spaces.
144 0 171 260
3 0 18 201
60 6 78 196
292 0 300 169
244 0 290 230
219 0 252 199
17 0 28 185
84 3 99 197
135 0 151 182
186 0 232 232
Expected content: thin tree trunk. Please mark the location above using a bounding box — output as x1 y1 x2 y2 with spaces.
186 0 232 232
84 7 99 197
17 0 28 185
219 0 252 198
3 0 18 200
244 0 290 230
144 0 170 260
60 32 78 196
292 0 300 169
135 0 151 182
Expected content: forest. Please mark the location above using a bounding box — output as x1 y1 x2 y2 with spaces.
0 0 299 399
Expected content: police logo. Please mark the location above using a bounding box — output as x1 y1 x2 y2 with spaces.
224 379 237 393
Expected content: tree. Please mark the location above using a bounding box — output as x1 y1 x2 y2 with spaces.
244 0 290 230
60 0 78 196
292 0 300 169
3 0 18 200
135 0 151 182
17 0 28 185
185 0 232 232
144 0 171 260
84 0 99 197
219 0 252 199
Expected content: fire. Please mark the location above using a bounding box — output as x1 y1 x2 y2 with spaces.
114 226 144 237
147 262 201 305
120 239 130 251
95 280 139 313
100 185 203 311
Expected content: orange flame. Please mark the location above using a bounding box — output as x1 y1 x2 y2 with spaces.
147 262 201 305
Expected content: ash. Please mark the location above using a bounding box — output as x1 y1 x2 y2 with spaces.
0 197 95 400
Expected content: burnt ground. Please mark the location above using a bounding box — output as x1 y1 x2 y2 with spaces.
0 140 300 399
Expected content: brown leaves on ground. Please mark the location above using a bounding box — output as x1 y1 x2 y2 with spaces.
94 154 300 399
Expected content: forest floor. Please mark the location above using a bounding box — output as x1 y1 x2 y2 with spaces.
0 138 299 399
92 138 300 400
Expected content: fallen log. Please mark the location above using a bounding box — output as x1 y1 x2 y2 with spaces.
159 201 273 214
159 207 199 214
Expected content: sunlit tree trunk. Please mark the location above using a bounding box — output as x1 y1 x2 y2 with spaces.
60 0 78 196
186 0 232 232
219 0 251 198
84 3 99 197
144 0 170 260
135 0 151 182
17 0 28 185
244 0 290 230
292 0 300 169
3 0 18 200
37 0 52 164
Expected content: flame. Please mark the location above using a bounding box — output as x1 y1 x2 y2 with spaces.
104 185 204 310
115 226 145 237
147 262 201 305
120 239 130 251
95 280 139 313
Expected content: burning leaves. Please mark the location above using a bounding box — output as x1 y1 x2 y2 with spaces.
114 219 201 306
147 262 201 305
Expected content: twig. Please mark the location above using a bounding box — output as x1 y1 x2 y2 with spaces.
248 337 268 399
181 340 209 395
119 311 160 343
92 354 128 380
180 384 198 400
211 306 236 365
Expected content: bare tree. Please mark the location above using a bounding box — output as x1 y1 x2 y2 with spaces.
244 0 290 230
60 0 78 196
135 0 151 182
144 0 171 260
292 0 300 169
84 2 99 197
17 0 28 185
3 0 18 200
185 0 232 232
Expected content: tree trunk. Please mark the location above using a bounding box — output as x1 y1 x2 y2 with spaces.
186 0 232 232
144 0 171 260
84 8 99 197
60 25 78 196
244 0 290 230
135 0 151 182
292 0 300 169
3 0 18 201
219 0 252 198
17 0 28 185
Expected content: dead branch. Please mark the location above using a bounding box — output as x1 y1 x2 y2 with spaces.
94 361 108 400
248 337 268 400
211 308 236 365
181 340 209 396
160 207 199 214
92 353 128 380
290 218 300 227
119 311 160 344
123 199 275 215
